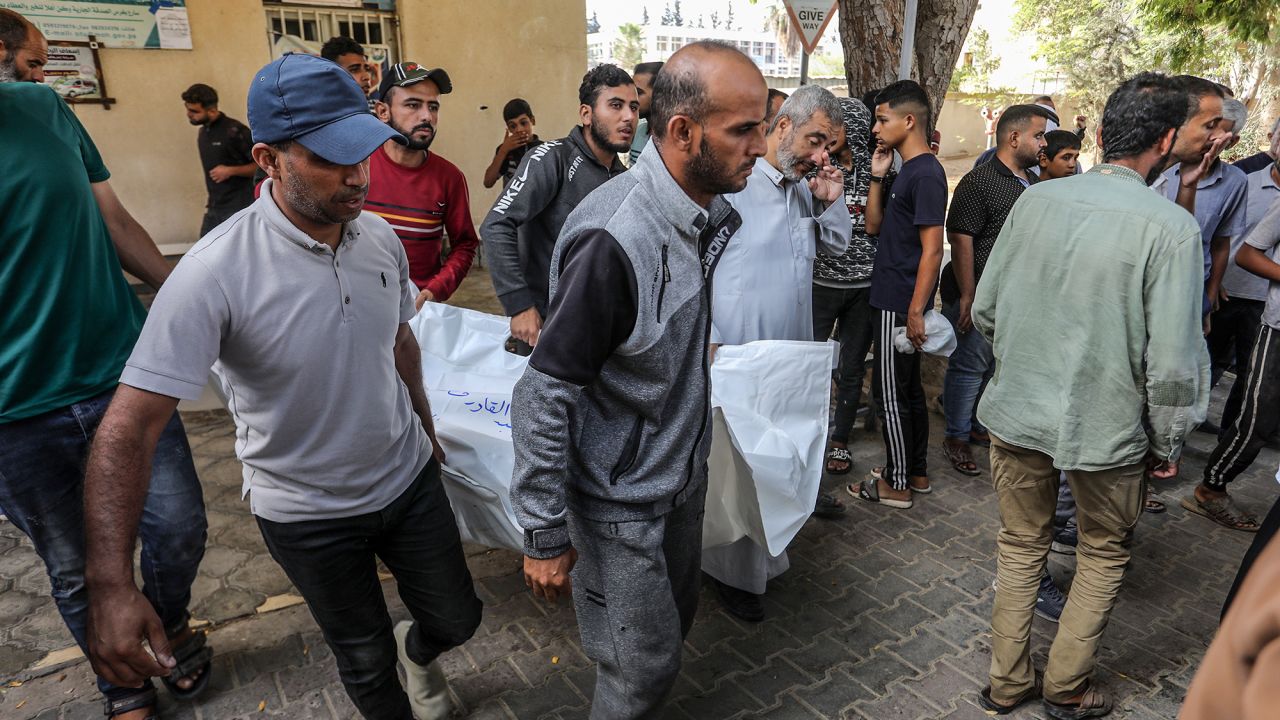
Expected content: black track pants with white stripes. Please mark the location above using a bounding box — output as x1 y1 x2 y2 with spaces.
1203 324 1280 491
874 310 930 491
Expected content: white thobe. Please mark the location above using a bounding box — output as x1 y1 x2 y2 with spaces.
704 156 851 594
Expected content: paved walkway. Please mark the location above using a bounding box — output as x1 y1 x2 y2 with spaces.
0 268 1266 719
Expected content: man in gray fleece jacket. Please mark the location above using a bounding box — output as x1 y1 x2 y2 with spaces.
510 41 767 718
479 65 635 355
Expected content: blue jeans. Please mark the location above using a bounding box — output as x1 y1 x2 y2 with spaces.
941 298 994 440
0 389 207 701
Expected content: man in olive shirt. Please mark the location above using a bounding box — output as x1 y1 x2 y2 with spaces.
972 73 1208 717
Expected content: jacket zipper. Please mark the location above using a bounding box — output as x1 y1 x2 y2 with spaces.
656 244 670 322
675 234 715 507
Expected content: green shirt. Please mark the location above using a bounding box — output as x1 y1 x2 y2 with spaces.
0 83 146 422
973 163 1209 469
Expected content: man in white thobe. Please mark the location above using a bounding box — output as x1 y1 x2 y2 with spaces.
706 84 851 622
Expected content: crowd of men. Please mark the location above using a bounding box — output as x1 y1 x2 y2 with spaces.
5 4 1280 718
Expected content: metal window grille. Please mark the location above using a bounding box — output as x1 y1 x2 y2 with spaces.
263 3 399 62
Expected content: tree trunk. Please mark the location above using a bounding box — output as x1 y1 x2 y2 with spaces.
838 0 980 126
839 0 904 103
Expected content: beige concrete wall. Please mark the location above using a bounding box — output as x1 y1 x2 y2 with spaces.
36 0 585 248
397 0 586 224
65 0 271 250
937 91 1083 159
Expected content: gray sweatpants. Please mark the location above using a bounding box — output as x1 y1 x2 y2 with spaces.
566 482 707 720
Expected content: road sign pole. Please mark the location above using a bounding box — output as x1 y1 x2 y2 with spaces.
800 52 809 86
898 0 918 80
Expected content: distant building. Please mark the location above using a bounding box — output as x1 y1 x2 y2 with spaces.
588 24 842 78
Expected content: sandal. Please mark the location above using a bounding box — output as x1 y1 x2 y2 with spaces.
813 492 846 518
847 476 913 509
162 628 213 701
942 440 982 477
978 675 1041 715
1180 494 1259 532
104 687 158 719
869 466 932 494
1043 684 1113 719
825 446 853 475
1144 491 1166 514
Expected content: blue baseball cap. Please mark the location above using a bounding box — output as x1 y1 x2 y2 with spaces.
248 52 404 165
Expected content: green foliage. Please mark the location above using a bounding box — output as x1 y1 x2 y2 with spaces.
1015 0 1280 158
613 23 646 68
1139 0 1279 44
950 27 1002 92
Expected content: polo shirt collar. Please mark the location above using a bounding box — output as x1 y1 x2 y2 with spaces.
632 142 735 236
1255 165 1280 191
1089 163 1146 186
989 155 1036 184
257 178 358 253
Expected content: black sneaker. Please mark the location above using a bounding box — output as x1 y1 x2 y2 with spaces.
712 578 765 622
1051 527 1077 555
1036 574 1067 623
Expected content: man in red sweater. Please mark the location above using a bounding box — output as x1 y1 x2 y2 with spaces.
368 62 478 308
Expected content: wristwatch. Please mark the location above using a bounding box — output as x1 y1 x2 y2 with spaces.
870 175 884 183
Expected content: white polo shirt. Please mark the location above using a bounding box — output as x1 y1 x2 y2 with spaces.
122 179 430 522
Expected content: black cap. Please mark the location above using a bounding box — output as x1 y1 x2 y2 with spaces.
377 62 452 101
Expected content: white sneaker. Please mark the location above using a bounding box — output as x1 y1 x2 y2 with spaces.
393 620 452 719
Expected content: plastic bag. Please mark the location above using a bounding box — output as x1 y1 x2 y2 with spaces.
891 309 957 357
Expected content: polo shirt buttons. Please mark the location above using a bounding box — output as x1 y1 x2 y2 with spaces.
345 296 351 304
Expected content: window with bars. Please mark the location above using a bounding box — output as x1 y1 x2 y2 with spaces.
263 2 398 62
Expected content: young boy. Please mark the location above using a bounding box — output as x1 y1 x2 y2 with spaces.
1038 129 1082 179
851 80 947 510
483 98 542 188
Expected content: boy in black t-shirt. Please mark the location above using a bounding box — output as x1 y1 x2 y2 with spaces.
1039 129 1082 180
483 98 542 189
850 80 947 510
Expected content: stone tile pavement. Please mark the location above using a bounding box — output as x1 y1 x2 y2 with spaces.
0 268 1269 718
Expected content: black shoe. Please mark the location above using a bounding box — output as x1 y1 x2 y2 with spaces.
1051 527 1078 555
1036 574 1067 623
712 579 765 622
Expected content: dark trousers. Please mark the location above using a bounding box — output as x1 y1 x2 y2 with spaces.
811 284 876 443
0 389 206 701
256 459 482 720
1207 296 1265 431
1203 324 1280 491
874 310 929 490
1222 495 1280 618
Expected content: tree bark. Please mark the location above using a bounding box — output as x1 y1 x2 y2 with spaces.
838 0 980 126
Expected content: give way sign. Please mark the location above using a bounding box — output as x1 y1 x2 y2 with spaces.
783 0 840 55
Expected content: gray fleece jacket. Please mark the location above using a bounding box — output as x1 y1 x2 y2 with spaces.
479 126 627 317
509 144 742 559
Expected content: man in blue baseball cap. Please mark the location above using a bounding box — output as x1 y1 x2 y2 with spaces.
83 53 482 720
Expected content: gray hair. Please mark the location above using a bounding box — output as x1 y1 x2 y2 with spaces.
1222 98 1248 137
770 84 843 136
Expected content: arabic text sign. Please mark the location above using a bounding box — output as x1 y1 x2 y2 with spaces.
42 44 102 100
782 0 839 55
11 0 191 49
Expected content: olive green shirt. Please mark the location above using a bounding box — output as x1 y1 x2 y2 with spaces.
973 163 1209 470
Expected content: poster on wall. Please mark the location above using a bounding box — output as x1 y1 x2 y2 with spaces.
9 0 192 49
43 42 103 100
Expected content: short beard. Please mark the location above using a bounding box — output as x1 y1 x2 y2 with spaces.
588 121 630 154
280 155 364 225
686 135 746 196
1146 148 1175 185
0 55 17 83
390 118 434 151
1015 146 1041 171
775 128 810 181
